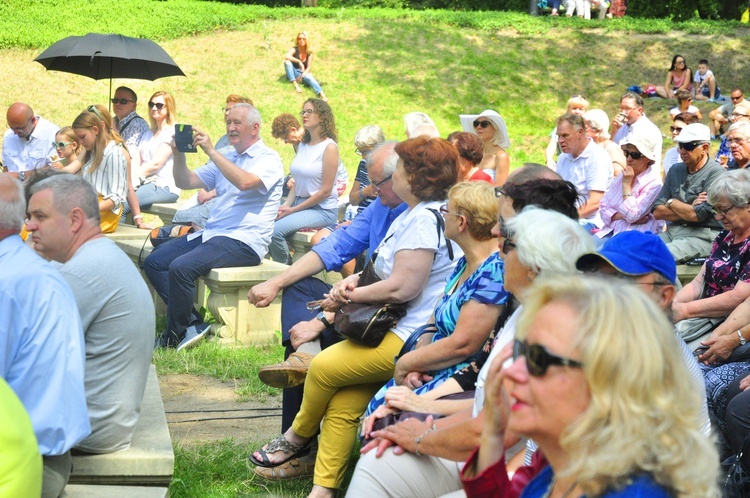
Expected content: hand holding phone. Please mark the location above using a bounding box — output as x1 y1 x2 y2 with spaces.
175 124 196 153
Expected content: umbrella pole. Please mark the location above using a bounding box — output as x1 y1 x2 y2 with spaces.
108 77 112 113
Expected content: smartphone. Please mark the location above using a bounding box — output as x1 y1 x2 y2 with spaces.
693 345 709 357
175 124 196 153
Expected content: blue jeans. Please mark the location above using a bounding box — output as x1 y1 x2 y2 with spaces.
269 198 338 264
121 183 179 219
143 235 260 345
279 277 342 432
284 61 324 95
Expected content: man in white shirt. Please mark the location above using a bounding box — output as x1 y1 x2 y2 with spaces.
555 112 613 229
2 102 59 180
610 92 663 172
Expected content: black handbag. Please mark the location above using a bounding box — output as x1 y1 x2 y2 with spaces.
723 433 750 498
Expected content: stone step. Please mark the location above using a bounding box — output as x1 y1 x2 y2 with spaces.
63 484 168 497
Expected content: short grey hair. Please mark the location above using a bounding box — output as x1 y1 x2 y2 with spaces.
354 125 385 152
368 140 399 177
707 169 750 208
728 121 750 141
505 206 595 275
556 112 585 131
31 174 100 222
584 109 611 139
404 112 436 138
231 103 262 127
0 177 26 231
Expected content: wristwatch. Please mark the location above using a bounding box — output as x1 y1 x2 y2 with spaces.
316 311 332 329
666 198 675 208
738 330 747 346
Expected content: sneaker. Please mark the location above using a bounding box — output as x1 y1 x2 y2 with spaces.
176 323 211 351
708 98 715 103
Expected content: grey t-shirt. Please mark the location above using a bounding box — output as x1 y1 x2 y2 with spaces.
59 237 155 453
652 159 726 230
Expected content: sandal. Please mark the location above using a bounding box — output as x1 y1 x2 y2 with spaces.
252 456 315 480
258 351 314 388
248 434 312 468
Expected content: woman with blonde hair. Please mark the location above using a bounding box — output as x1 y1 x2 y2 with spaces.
71 109 127 233
284 32 328 102
460 109 511 185
123 91 180 218
462 275 720 497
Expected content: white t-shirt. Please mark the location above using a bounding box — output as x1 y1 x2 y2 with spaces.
556 138 614 228
290 138 339 210
138 125 179 194
373 200 462 342
694 68 714 84
663 146 680 176
670 105 699 117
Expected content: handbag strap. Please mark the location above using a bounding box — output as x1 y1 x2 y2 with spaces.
426 208 454 260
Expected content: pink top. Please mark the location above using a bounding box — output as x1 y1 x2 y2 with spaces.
671 70 692 91
597 165 665 238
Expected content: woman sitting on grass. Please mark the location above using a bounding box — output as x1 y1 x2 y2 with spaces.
284 32 328 102
656 54 692 99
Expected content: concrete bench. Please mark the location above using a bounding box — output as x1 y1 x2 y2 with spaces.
105 224 152 241
202 261 290 345
113 238 169 316
677 264 701 287
69 365 173 489
64 484 168 497
143 202 185 226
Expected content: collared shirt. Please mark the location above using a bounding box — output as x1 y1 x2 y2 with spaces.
0 236 90 455
312 199 408 272
556 138 614 228
2 116 59 173
652 159 726 229
194 139 283 258
115 111 152 154
597 165 665 238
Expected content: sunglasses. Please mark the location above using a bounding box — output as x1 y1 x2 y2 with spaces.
54 141 73 148
513 339 583 377
678 141 703 151
622 150 644 160
111 98 134 105
501 238 516 255
670 126 684 133
87 105 104 122
732 95 745 101
148 102 166 110
473 119 492 129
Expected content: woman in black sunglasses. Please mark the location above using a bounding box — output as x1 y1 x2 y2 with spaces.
460 110 510 186
596 134 664 241
462 276 720 498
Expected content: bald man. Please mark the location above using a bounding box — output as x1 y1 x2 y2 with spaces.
2 102 59 180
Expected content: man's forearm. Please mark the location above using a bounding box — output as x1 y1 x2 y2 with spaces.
273 250 327 289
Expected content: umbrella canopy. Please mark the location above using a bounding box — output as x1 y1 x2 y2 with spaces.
34 33 185 81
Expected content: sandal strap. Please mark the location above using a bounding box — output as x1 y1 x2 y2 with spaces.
265 434 305 455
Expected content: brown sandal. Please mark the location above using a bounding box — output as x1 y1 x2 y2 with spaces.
258 352 315 388
252 457 315 480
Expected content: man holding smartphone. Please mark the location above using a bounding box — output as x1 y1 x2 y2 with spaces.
144 104 283 350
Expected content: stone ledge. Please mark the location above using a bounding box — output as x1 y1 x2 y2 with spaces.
676 264 701 287
63 484 168 497
70 365 174 486
144 202 184 226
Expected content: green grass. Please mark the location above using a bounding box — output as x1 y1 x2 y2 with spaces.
154 341 285 400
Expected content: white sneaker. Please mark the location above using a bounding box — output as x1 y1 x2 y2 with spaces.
177 324 210 351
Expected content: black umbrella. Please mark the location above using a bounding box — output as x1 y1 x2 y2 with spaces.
34 33 185 104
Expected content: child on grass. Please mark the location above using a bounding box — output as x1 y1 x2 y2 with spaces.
694 58 721 102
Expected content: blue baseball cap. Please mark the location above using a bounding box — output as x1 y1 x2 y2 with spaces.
576 231 677 284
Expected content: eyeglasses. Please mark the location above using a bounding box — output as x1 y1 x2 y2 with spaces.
222 107 234 113
622 150 644 160
501 238 516 255
678 141 703 151
110 98 134 105
300 109 315 117
473 119 492 129
7 117 32 132
369 175 392 191
439 203 462 218
732 94 745 101
513 340 583 377
710 204 737 216
494 187 506 198
670 126 684 134
619 106 637 113
87 105 104 122
148 102 166 110
728 137 748 145
732 112 750 118
54 141 73 148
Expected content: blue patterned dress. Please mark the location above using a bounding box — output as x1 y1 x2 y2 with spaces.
365 253 508 416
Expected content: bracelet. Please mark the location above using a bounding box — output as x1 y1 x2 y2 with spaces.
623 193 632 198
414 423 437 457
133 215 143 221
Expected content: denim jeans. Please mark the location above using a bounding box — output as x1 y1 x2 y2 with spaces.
269 198 338 263
143 235 260 344
284 61 324 95
121 183 179 219
279 277 342 432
